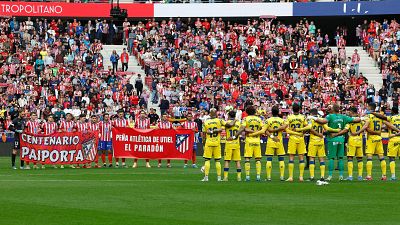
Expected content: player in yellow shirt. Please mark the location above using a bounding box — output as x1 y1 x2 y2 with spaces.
237 105 263 181
325 107 364 181
223 110 242 181
297 109 340 181
250 106 287 181
201 108 225 182
285 103 308 182
370 106 400 181
358 103 392 181
344 107 365 181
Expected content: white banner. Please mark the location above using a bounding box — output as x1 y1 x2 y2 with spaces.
154 3 292 18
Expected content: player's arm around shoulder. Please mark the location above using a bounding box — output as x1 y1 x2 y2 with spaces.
249 123 268 137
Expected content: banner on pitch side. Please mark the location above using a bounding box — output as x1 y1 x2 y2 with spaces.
20 131 99 164
112 127 194 160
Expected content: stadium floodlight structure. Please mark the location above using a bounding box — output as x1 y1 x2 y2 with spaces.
110 0 128 20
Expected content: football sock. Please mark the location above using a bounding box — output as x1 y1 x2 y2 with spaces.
299 160 305 178
204 160 210 176
328 158 334 176
357 159 363 177
216 161 221 177
192 154 196 164
278 157 285 178
116 158 119 163
266 157 272 179
101 153 106 163
20 160 24 167
184 160 188 164
380 158 386 177
237 168 242 180
320 162 326 178
94 154 99 164
245 161 250 177
11 153 16 167
122 158 125 163
255 160 261 176
288 160 294 179
224 167 229 180
145 159 149 163
158 160 162 164
108 153 113 164
167 160 171 164
389 159 396 178
348 160 353 177
309 160 315 178
366 159 373 177
338 157 344 176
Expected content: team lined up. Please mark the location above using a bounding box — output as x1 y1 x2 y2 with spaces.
9 110 199 169
201 103 400 182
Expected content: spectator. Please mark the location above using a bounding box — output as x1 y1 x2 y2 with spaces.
110 50 119 73
121 48 129 72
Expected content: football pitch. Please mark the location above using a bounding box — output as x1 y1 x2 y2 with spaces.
0 157 399 225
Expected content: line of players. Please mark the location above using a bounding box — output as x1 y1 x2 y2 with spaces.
201 103 400 182
9 109 200 170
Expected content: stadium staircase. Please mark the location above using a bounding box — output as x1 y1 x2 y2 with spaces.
101 45 160 112
332 46 382 90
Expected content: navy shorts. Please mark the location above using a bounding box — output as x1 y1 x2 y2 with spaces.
99 141 112 151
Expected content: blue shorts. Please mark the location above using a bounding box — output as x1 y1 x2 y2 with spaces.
193 142 198 152
99 141 112 151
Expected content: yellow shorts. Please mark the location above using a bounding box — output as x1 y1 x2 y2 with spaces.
265 140 285 156
308 140 325 157
203 145 221 160
244 142 262 159
388 140 400 157
366 139 384 155
224 143 241 161
347 145 363 157
287 138 306 155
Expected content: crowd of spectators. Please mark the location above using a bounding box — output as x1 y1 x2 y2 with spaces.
126 16 384 122
0 15 395 142
0 16 148 133
358 18 400 110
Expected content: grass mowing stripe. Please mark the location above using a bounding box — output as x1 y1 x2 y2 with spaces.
0 157 399 225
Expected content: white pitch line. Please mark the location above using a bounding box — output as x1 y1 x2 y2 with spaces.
23 172 198 176
0 179 193 182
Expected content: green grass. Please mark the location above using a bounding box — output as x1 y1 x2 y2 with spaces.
0 157 399 225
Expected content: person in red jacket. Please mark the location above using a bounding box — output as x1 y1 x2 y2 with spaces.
120 48 129 72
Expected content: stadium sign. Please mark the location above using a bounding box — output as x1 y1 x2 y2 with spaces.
20 131 99 164
113 127 194 160
0 2 153 18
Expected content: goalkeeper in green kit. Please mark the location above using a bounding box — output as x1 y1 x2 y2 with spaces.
314 104 362 181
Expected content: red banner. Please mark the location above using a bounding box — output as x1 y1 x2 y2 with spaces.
20 131 99 164
113 127 193 160
0 2 153 18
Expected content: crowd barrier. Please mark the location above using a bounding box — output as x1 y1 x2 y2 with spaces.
0 0 398 18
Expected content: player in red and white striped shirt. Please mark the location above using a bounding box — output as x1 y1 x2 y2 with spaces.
88 115 101 168
113 110 129 168
41 115 58 135
157 113 173 168
133 110 151 168
25 113 41 135
76 115 88 132
25 112 42 169
181 112 198 168
75 114 89 169
59 113 76 133
58 113 77 169
99 113 113 167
